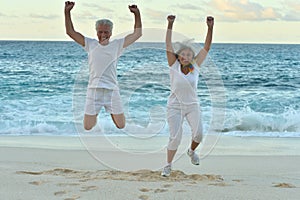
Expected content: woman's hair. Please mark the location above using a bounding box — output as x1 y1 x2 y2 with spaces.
175 45 195 59
95 19 113 32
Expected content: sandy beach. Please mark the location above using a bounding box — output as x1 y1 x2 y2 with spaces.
0 135 299 200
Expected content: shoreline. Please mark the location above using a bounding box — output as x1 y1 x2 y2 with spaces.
0 135 299 155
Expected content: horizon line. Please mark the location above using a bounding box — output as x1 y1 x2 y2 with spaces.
0 39 299 45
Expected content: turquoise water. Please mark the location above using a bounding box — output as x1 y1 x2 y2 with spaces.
0 41 299 137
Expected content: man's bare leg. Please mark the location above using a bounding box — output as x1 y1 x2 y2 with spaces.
84 114 97 130
111 113 125 129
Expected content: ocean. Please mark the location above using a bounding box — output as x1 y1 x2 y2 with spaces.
1 41 299 137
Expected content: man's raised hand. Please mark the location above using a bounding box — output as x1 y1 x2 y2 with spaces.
167 15 176 23
65 1 75 12
128 5 140 14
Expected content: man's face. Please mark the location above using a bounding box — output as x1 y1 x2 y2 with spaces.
96 24 112 45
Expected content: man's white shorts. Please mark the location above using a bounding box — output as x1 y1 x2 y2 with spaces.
84 88 124 115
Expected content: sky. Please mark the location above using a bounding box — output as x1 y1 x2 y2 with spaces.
0 0 299 43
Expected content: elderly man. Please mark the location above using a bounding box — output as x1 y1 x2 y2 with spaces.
64 1 142 130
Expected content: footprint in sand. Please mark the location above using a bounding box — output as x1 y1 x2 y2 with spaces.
16 171 43 175
80 185 98 192
208 182 231 187
183 181 197 186
273 183 296 188
29 180 47 185
162 184 173 188
176 189 187 193
64 194 80 200
139 188 151 192
154 188 168 193
232 179 243 182
57 183 81 187
138 195 149 200
54 190 68 196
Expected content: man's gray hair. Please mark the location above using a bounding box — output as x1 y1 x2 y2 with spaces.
95 19 113 32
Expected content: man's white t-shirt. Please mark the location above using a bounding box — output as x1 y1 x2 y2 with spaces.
83 37 125 90
167 60 200 107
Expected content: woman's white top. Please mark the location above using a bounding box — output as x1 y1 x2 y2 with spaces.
167 60 200 107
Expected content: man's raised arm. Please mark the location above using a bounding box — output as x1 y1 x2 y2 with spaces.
123 5 142 48
64 1 85 46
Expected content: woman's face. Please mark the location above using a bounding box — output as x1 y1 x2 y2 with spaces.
178 48 194 65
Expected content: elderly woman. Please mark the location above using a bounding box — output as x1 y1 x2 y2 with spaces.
162 15 214 177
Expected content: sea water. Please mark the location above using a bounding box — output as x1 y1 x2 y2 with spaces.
0 41 299 137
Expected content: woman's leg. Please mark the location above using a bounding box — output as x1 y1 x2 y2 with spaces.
186 105 203 150
185 105 202 165
167 149 177 164
166 107 184 164
190 140 200 151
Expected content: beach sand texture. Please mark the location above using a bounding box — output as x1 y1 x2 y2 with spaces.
0 136 299 200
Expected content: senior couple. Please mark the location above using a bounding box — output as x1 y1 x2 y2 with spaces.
64 1 214 177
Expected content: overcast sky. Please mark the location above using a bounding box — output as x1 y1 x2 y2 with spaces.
0 0 299 43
